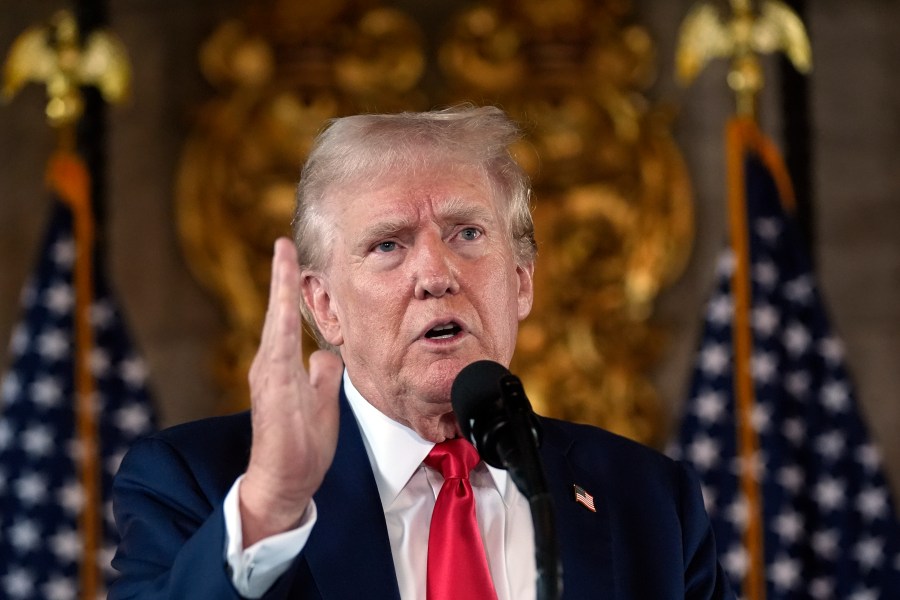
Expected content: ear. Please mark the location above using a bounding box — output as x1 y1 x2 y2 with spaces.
516 260 535 321
300 271 344 346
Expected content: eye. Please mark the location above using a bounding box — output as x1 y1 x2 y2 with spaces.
459 227 481 241
376 241 397 253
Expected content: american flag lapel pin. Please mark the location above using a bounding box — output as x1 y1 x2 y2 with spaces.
572 484 596 512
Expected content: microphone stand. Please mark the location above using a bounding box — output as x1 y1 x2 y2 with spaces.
498 377 563 600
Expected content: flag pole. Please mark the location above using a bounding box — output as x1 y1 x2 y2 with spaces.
49 141 102 600
725 117 765 600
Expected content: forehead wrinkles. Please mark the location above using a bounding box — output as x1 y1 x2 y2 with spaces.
334 166 497 220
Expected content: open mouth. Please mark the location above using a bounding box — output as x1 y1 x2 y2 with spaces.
424 322 463 340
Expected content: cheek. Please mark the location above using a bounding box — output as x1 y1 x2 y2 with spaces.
486 274 525 343
339 276 406 335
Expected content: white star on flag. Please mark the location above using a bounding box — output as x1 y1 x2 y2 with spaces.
752 304 779 337
10 519 41 552
772 509 804 543
856 487 889 521
699 343 730 376
36 329 69 361
809 576 834 599
688 435 721 471
783 321 811 356
43 282 75 316
43 575 77 600
812 528 840 560
3 567 35 599
753 260 779 289
50 528 82 563
693 389 726 424
722 544 749 579
708 294 733 325
768 554 801 591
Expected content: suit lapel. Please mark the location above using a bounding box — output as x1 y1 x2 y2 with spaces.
303 391 401 599
539 421 616 598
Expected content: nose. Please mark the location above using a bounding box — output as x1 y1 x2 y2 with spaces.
413 232 460 299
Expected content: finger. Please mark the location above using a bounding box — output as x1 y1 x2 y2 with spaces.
270 239 303 357
252 238 306 392
257 239 285 353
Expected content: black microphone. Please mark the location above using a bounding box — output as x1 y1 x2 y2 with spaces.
451 360 562 600
451 359 542 475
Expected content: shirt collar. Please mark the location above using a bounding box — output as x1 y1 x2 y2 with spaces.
343 370 509 508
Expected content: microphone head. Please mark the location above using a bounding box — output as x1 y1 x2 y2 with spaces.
451 360 511 440
452 359 542 470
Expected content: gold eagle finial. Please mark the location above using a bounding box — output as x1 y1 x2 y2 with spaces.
676 0 811 116
3 10 131 127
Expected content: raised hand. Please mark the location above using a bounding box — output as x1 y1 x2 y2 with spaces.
239 237 343 547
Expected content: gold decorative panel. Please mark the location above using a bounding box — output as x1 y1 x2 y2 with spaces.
176 0 692 446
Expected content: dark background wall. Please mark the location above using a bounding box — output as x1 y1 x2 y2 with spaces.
2 1 898 498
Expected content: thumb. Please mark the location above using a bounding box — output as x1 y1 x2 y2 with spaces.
309 349 343 399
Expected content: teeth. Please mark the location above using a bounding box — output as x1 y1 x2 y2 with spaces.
426 322 459 339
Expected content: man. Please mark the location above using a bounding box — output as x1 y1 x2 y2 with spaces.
110 106 733 599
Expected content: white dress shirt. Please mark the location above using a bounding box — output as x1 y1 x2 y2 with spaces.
223 370 536 599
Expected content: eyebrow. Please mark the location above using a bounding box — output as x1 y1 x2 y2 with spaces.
359 216 417 245
358 198 497 244
434 196 496 226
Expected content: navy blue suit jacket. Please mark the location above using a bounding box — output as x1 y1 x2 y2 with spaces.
110 392 733 599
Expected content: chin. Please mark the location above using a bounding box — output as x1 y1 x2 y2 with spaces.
417 379 454 408
438 414 464 441
410 349 505 405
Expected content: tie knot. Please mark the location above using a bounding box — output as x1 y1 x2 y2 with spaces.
425 438 480 480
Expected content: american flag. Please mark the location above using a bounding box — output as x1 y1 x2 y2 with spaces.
0 200 156 599
670 120 900 599
573 484 596 513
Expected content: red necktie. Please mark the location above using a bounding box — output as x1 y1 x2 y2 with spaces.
425 438 499 600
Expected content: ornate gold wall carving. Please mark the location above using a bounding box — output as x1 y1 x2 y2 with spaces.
176 0 692 446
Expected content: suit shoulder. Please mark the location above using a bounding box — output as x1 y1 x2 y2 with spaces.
541 416 669 460
119 411 252 495
151 411 252 465
540 416 683 482
153 411 252 448
539 417 708 531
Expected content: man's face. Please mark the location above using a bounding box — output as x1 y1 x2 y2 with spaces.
302 164 534 441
